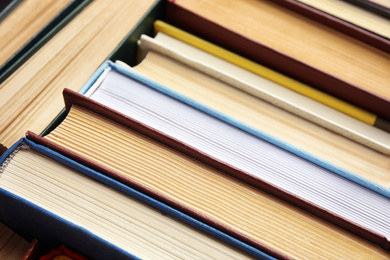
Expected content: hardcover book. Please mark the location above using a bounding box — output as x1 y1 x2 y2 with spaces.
142 21 390 152
0 137 265 260
33 63 390 258
131 37 390 188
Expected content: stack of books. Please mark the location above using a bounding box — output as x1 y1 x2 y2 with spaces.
0 0 389 259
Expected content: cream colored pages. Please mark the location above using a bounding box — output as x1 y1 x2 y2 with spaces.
137 33 390 154
132 50 390 188
84 66 390 251
0 0 73 66
372 0 390 8
0 146 253 259
171 0 390 100
295 0 390 39
0 0 156 147
44 106 390 259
